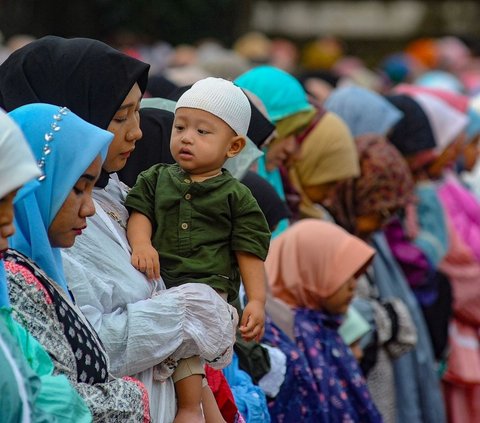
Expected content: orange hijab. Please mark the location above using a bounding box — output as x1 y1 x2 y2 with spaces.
266 219 375 309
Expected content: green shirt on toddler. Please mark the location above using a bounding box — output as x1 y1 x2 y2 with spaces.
125 163 271 301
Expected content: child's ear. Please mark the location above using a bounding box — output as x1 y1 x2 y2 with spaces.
227 136 246 158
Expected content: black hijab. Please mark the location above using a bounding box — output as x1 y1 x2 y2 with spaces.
117 107 175 187
0 36 150 187
0 36 149 129
241 171 292 231
385 94 436 156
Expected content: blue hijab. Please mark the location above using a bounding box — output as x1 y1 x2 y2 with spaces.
0 110 41 308
324 85 403 138
8 103 113 295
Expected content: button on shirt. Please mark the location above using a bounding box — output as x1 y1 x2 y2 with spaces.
125 163 271 301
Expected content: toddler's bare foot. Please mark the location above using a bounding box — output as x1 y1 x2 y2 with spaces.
173 407 204 423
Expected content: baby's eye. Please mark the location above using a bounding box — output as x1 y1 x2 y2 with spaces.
198 128 210 135
174 125 184 131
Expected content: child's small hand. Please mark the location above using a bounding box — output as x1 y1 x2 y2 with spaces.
131 244 160 280
239 299 265 342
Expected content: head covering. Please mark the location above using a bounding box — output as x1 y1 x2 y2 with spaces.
0 110 41 308
289 112 360 219
175 77 251 137
466 96 480 140
266 219 375 309
146 74 178 98
0 35 150 130
241 171 291 230
0 35 150 188
324 85 403 137
394 84 469 112
339 305 371 345
412 93 467 153
8 103 113 295
415 70 464 93
235 66 314 123
386 94 436 156
117 107 175 188
329 135 414 235
0 111 41 200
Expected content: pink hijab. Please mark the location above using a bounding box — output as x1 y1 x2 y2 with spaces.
266 219 375 309
394 83 469 112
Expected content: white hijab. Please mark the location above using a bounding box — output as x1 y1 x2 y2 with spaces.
0 109 41 199
412 92 468 153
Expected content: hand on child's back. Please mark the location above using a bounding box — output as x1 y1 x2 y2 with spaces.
131 244 161 280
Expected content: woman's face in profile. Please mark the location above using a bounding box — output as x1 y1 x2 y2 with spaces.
265 134 299 171
48 156 102 248
0 190 18 251
104 83 143 173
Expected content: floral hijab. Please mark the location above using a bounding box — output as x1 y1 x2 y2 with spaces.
329 135 414 235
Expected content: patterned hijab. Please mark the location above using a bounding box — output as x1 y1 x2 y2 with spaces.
329 135 414 235
289 112 360 219
266 219 375 309
0 110 41 308
8 104 113 295
324 85 403 137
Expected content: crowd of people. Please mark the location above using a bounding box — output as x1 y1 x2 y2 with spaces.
1 30 480 423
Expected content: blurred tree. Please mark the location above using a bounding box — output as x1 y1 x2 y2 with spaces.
0 0 249 46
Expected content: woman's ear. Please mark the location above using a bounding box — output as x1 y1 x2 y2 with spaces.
227 136 246 158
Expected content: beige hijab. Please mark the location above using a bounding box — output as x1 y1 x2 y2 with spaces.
266 219 375 309
289 112 360 219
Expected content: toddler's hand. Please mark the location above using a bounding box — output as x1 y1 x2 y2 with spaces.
131 244 160 280
239 299 265 342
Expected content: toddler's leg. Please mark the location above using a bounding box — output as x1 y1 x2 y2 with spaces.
173 356 205 423
202 383 227 423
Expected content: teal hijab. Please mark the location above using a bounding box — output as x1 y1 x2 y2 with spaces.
235 66 314 123
8 103 113 295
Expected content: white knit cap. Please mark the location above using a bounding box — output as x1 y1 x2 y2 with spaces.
175 77 251 137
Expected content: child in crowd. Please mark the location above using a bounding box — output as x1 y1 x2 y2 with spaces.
125 77 271 422
266 219 383 422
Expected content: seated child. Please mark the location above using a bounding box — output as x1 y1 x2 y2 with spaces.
125 77 271 423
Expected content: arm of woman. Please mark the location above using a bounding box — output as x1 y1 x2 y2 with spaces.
62 248 238 377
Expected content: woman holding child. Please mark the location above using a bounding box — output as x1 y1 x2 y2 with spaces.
0 36 239 422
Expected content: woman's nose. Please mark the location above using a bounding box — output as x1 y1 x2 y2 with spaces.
80 196 96 218
0 223 15 239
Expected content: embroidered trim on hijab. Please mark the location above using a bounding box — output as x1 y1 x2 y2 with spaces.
8 103 113 296
288 112 360 220
266 219 375 309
